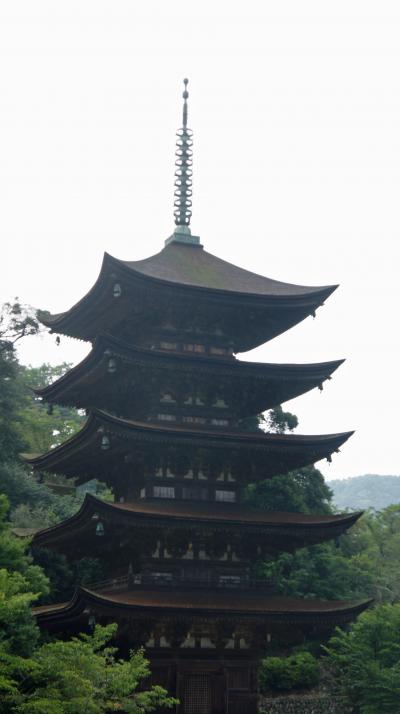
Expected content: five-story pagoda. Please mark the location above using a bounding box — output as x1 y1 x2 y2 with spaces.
29 81 368 714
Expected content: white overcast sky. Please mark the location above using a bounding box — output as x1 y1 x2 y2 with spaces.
1 1 399 480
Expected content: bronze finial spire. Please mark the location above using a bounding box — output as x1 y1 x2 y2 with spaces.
166 78 200 246
174 78 192 230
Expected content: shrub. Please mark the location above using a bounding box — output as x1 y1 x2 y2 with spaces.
260 652 320 693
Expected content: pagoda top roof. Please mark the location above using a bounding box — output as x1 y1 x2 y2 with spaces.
121 243 336 298
39 245 337 349
33 585 371 626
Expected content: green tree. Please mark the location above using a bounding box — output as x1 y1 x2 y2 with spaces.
0 462 54 512
259 651 320 693
0 624 177 714
17 363 84 455
0 569 41 658
324 604 400 713
340 505 400 604
0 299 82 462
0 301 40 355
0 495 48 657
265 405 298 434
0 495 48 599
256 506 400 604
246 465 333 514
240 405 298 434
258 540 375 600
0 301 41 463
0 462 86 532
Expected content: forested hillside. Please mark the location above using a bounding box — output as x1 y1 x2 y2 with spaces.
329 474 400 511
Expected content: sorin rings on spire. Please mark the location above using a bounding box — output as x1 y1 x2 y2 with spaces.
173 78 193 230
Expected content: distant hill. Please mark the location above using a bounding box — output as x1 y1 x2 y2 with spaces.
328 474 400 511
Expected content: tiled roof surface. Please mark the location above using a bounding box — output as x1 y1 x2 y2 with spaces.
123 243 335 297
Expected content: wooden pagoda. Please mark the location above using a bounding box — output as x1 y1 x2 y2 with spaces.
29 81 368 714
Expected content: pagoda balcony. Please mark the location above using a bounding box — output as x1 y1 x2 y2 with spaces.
86 572 277 595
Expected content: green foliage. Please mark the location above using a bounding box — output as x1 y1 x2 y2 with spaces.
265 405 299 434
17 363 84 455
0 495 49 599
247 466 333 515
260 652 320 693
0 301 40 354
257 506 400 603
0 495 48 658
32 549 106 605
0 301 42 462
0 462 85 531
240 405 298 434
0 569 41 657
0 351 26 464
0 300 83 462
0 624 177 714
339 506 400 604
324 604 400 713
258 541 375 601
0 462 54 511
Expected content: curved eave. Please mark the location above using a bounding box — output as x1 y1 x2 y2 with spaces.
38 251 337 346
32 493 362 550
34 333 344 410
24 410 353 474
34 586 372 626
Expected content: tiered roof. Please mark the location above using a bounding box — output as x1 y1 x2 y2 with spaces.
35 334 344 418
39 244 337 351
34 586 370 630
25 410 353 485
32 493 362 554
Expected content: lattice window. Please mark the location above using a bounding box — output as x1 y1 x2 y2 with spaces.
182 674 213 714
219 575 241 587
215 489 236 502
183 416 207 425
153 486 175 499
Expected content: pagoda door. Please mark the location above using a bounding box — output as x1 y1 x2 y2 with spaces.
178 670 226 714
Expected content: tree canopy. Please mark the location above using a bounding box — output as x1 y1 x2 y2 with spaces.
1 624 177 714
325 604 400 713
